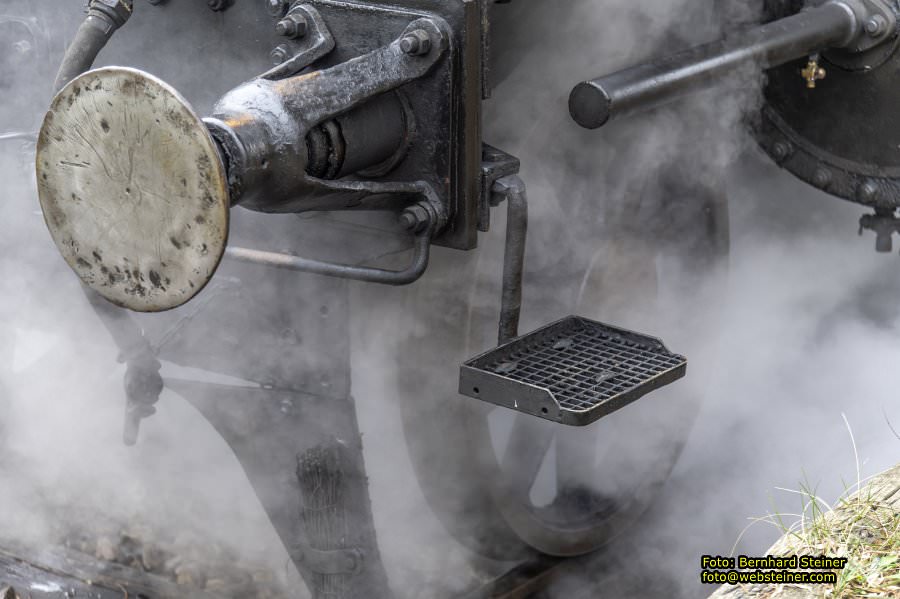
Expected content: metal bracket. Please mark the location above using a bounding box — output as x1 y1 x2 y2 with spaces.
478 144 521 232
859 208 900 252
285 17 449 132
261 4 335 81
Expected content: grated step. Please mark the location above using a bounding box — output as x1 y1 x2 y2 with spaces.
459 316 686 426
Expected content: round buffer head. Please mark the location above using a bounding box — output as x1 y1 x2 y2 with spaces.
36 67 230 312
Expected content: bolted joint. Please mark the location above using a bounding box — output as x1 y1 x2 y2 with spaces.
865 14 888 36
270 43 292 65
89 0 134 29
400 29 432 56
276 13 308 39
399 204 431 233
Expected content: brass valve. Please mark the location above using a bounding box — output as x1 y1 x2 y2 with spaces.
801 57 826 89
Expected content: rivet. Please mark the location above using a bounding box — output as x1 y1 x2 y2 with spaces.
857 179 881 204
772 141 792 162
812 167 832 188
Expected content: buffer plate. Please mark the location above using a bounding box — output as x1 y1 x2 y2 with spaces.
459 316 686 426
36 67 230 312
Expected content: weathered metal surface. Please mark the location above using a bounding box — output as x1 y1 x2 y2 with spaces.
302 0 485 250
760 0 900 210
569 0 900 212
36 67 230 312
460 316 687 426
569 1 864 129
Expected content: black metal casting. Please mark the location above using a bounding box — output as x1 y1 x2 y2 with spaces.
569 0 899 129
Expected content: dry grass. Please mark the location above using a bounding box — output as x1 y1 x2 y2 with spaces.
721 417 900 599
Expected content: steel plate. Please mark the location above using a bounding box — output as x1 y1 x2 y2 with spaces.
36 67 230 312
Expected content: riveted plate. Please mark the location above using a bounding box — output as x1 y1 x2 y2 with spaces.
36 67 230 312
759 1 900 209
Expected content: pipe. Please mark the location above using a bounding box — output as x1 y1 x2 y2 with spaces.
224 226 434 286
493 176 528 345
53 0 134 94
569 1 859 129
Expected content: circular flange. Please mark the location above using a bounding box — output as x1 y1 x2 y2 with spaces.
758 2 900 210
36 67 230 312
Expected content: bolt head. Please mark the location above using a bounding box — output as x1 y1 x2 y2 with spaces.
276 14 308 39
865 15 888 36
771 141 792 162
270 44 291 65
400 30 432 56
207 0 228 11
858 179 881 204
399 205 429 232
812 167 832 188
399 212 417 230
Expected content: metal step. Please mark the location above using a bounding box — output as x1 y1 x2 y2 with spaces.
459 316 686 426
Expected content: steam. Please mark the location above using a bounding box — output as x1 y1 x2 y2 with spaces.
2 1 899 599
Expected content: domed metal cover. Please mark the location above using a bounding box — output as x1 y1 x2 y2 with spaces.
36 67 229 312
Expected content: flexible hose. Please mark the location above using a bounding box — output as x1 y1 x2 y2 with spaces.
50 0 157 446
53 0 133 93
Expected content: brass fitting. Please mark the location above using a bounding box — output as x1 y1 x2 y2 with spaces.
801 58 827 89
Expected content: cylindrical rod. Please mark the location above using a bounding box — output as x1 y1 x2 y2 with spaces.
569 1 858 129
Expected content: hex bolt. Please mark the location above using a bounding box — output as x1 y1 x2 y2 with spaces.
270 44 292 65
865 15 888 36
399 204 430 232
266 0 289 17
276 13 308 39
400 30 432 56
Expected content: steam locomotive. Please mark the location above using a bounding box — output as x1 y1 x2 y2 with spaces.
3 0 897 596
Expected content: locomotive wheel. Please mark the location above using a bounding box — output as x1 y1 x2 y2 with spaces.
397 165 729 559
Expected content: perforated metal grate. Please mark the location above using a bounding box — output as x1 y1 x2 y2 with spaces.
459 316 686 426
